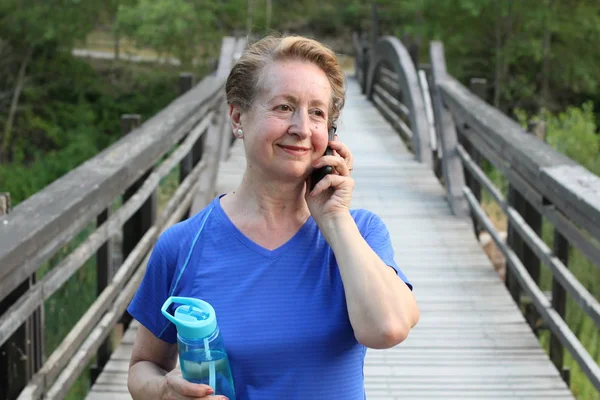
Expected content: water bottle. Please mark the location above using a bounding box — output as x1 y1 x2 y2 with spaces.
161 296 236 399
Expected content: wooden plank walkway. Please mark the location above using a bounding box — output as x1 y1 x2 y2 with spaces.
86 76 573 399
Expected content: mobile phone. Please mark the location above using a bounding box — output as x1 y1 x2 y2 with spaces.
310 125 337 191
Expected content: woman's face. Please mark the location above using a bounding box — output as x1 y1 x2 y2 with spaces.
233 60 332 183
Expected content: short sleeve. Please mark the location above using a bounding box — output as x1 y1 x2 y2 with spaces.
364 214 413 291
127 233 178 343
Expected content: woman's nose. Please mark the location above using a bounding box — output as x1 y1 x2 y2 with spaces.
288 110 311 138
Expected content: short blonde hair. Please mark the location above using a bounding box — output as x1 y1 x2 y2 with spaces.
225 34 345 127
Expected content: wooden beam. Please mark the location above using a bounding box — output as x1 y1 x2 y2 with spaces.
0 112 213 349
44 148 209 400
18 144 211 398
439 75 600 241
457 144 600 326
366 36 432 167
429 41 468 217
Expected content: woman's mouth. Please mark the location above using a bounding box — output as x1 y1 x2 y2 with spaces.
278 145 310 156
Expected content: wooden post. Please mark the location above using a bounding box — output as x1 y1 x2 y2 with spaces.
179 73 201 221
400 33 420 67
420 64 442 180
458 133 479 237
0 193 43 400
91 205 113 384
409 43 419 67
179 72 194 98
523 200 543 333
179 73 196 181
361 35 370 95
550 230 570 385
505 187 523 303
521 127 543 335
528 119 547 142
0 193 10 215
371 3 380 52
429 41 469 218
467 78 487 237
469 78 487 102
121 114 152 330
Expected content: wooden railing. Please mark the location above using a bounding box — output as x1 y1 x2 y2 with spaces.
0 36 246 400
354 30 600 394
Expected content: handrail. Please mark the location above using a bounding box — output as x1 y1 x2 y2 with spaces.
0 76 222 301
428 41 469 217
354 28 599 395
439 75 600 240
0 36 246 400
363 36 432 167
428 40 600 393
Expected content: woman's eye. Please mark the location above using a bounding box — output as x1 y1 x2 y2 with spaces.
277 104 292 112
311 109 325 118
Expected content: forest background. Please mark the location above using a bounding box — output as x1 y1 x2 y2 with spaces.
0 0 598 399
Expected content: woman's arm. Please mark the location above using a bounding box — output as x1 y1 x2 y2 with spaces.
320 214 420 350
128 324 221 399
308 138 419 349
128 324 177 397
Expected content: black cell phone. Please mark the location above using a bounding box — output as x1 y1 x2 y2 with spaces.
310 125 337 191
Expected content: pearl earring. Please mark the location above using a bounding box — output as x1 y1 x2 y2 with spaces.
235 128 243 138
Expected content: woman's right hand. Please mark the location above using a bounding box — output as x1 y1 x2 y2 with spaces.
160 369 228 400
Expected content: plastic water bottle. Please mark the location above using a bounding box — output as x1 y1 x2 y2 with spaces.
161 296 236 399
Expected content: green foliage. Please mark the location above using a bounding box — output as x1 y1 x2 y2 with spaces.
0 129 98 204
370 0 600 115
544 103 600 175
2 1 599 398
117 0 218 68
0 0 101 49
536 224 600 400
0 54 178 206
515 102 600 175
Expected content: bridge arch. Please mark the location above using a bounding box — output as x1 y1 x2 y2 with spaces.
365 36 432 167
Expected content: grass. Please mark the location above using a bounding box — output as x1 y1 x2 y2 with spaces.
38 221 98 399
535 230 600 400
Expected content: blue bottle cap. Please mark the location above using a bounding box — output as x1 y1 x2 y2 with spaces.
161 297 218 340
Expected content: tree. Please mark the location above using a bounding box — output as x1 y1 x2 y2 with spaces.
371 0 600 116
100 0 139 61
117 0 218 68
0 0 102 161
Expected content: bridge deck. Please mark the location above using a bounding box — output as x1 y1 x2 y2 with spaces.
86 77 573 399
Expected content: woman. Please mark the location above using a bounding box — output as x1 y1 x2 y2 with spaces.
127 34 419 400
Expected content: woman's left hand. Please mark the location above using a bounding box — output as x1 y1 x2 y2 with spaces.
306 136 355 223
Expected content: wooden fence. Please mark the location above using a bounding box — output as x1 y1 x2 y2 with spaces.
353 26 600 395
0 36 246 400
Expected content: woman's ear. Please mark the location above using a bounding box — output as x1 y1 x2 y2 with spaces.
229 103 243 131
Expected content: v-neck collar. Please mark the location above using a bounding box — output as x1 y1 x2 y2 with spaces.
214 194 315 259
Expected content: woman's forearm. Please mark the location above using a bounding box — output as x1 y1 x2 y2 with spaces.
320 213 419 349
128 361 168 399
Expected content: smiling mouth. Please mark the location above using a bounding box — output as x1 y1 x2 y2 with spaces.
278 145 310 154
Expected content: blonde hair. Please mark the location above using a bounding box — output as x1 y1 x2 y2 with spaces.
225 34 345 127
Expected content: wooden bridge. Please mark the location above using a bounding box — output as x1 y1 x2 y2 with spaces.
1 31 599 400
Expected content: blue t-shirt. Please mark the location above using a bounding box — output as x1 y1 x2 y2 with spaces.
127 195 412 400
